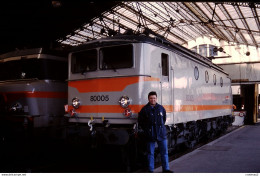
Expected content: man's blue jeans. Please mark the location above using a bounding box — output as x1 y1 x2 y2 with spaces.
147 139 170 172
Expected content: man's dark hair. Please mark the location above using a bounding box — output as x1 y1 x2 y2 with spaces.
148 91 157 98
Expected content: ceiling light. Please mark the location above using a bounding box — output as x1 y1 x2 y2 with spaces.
52 1 62 8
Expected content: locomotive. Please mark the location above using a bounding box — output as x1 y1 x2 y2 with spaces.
65 33 233 148
0 48 68 139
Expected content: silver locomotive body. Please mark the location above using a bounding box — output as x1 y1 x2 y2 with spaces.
0 48 68 137
66 35 233 145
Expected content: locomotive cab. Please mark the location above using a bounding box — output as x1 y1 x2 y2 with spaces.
67 40 156 123
0 48 68 139
66 36 172 144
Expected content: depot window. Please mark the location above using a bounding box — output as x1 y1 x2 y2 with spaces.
209 45 218 57
199 44 207 57
71 49 97 73
99 44 133 70
191 46 197 53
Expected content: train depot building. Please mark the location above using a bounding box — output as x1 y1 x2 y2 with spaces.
0 1 260 174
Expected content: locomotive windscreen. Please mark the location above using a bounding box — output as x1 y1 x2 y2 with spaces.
0 59 67 81
71 44 133 73
71 49 97 73
99 45 133 70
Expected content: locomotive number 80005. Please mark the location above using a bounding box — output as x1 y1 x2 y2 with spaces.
90 95 109 102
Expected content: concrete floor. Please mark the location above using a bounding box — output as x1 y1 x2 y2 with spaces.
155 123 260 173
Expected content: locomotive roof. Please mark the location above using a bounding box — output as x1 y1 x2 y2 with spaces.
0 48 67 62
72 34 227 75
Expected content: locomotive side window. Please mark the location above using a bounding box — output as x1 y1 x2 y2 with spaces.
161 53 169 77
205 70 209 83
161 53 169 82
71 49 97 73
220 77 223 87
194 66 199 80
100 45 133 70
213 74 217 85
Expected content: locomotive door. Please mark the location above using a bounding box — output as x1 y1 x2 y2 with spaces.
160 53 172 108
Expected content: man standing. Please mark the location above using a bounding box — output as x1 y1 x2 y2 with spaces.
138 91 173 173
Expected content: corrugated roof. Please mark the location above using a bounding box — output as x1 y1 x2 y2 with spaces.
58 2 260 48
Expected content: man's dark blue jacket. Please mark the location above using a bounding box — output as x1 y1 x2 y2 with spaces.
138 103 167 142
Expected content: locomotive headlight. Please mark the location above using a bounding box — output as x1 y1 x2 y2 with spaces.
10 102 23 112
119 96 131 108
72 98 80 109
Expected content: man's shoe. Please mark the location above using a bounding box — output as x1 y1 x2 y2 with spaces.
163 170 174 173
